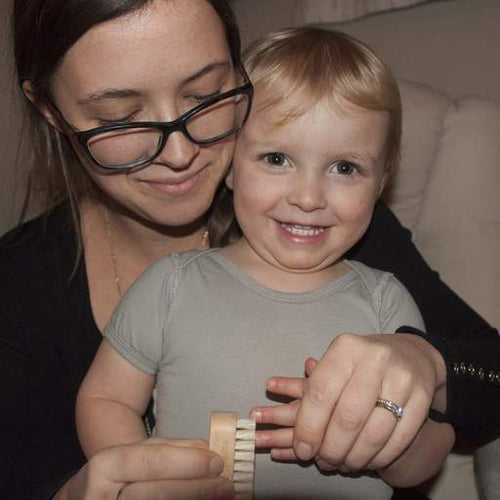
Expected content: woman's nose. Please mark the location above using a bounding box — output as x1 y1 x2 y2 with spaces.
286 174 327 212
154 130 200 170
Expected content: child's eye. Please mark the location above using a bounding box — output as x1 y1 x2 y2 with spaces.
332 160 357 175
263 152 287 167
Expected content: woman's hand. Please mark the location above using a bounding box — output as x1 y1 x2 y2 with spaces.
54 438 235 500
251 332 447 473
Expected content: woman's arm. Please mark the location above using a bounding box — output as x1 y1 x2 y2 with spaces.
76 339 154 457
349 201 500 441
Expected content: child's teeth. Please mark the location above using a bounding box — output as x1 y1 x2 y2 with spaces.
281 223 325 236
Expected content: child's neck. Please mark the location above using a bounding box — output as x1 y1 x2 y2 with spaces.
219 239 350 293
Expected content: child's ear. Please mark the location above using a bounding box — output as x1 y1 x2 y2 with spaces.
225 167 234 190
22 80 65 133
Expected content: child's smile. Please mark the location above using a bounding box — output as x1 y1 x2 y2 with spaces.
224 96 389 292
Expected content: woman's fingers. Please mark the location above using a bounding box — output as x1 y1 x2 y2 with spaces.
119 478 235 500
89 441 224 483
315 357 384 466
76 439 227 499
292 336 356 461
368 389 430 469
341 404 399 470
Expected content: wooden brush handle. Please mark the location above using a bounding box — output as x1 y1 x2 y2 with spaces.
209 411 239 481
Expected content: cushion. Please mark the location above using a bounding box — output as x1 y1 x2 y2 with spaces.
384 80 451 231
414 96 500 327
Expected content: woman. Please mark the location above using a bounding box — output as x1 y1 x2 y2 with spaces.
1 0 498 499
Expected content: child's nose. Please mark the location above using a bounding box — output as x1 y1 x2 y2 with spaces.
286 175 327 212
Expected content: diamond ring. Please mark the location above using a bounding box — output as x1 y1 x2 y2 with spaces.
375 398 404 420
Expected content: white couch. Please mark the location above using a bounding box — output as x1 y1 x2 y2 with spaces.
388 79 500 500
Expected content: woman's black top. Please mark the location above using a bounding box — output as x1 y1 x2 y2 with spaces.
1 202 498 498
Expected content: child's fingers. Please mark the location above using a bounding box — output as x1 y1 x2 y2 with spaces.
251 400 299 427
266 376 305 399
304 357 319 376
256 427 294 449
270 447 297 461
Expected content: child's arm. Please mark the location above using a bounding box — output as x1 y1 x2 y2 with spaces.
76 339 155 458
377 419 455 487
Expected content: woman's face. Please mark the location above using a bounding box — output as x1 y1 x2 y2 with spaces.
48 0 237 227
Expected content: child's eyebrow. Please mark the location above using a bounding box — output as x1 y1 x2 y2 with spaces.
342 152 379 166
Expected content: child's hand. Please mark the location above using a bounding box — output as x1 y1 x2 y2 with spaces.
251 332 444 473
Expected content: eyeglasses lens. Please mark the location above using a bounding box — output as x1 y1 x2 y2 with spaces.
88 128 162 169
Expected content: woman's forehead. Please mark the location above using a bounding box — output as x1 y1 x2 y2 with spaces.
52 0 231 98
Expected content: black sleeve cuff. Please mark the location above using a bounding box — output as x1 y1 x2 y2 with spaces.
395 326 500 442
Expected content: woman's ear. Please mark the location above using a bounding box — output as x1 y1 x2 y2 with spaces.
225 166 234 190
378 172 389 197
22 80 65 133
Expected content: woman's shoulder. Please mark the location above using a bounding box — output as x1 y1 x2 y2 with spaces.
0 203 75 263
0 202 78 299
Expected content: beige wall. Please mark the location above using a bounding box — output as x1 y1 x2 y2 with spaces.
0 0 24 236
233 0 500 102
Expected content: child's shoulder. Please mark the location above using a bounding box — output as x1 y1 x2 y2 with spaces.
345 259 418 314
140 249 218 281
345 259 395 291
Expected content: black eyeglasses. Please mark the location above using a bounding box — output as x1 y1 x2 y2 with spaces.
46 73 253 170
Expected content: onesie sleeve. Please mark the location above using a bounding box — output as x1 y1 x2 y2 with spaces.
104 255 180 375
378 275 425 334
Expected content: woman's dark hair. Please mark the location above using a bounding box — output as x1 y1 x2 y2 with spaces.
13 0 240 245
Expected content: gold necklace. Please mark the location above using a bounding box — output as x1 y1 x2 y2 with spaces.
104 208 124 298
104 208 210 298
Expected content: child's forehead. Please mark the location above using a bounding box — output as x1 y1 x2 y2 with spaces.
252 89 373 129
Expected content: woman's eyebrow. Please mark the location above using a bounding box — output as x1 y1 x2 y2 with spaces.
76 89 139 105
76 61 231 106
181 61 230 86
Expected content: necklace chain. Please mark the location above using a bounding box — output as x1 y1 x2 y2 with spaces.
104 208 210 298
104 208 124 298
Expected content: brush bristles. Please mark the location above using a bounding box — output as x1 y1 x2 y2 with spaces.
234 418 256 499
209 412 256 500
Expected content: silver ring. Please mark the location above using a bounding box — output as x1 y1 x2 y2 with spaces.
376 398 404 420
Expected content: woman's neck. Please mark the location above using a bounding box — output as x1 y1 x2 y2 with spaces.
80 197 209 331
82 198 207 268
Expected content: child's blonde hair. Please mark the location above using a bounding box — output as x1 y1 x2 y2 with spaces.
243 27 401 176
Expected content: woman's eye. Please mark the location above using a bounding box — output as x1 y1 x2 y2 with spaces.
264 152 287 166
189 89 223 104
97 112 137 126
333 160 357 175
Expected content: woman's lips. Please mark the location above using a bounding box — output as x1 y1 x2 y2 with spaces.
140 169 204 196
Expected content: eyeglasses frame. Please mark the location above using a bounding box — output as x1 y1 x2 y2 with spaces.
42 63 254 171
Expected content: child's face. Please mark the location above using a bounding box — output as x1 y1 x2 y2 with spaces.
228 97 389 275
